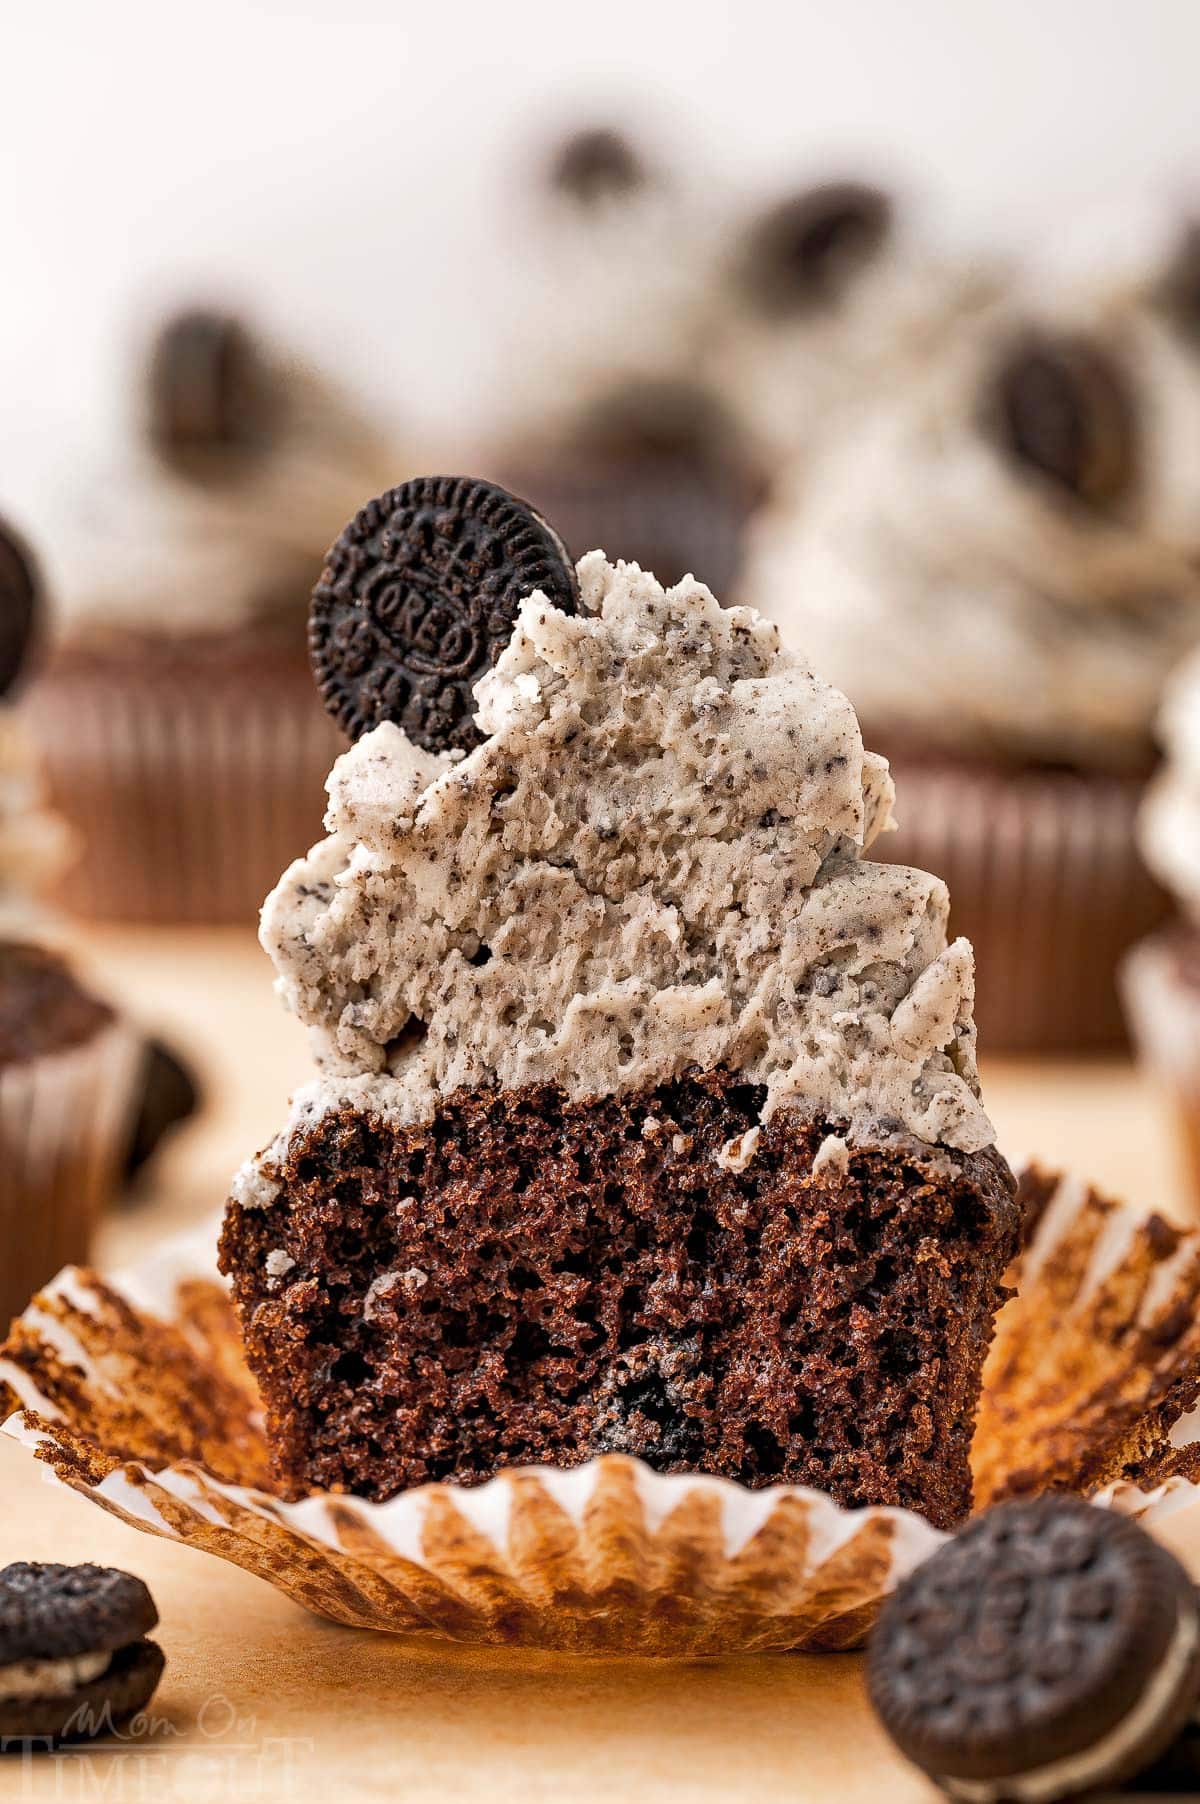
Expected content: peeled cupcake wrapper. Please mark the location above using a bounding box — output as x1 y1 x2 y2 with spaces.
0 1018 144 1332
3 1166 1199 1657
879 760 1167 1053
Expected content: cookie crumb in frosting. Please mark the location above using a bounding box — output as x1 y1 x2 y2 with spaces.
813 1133 851 1178
253 554 993 1184
717 1127 761 1172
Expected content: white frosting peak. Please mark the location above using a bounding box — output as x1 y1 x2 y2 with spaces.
746 289 1200 768
258 554 993 1159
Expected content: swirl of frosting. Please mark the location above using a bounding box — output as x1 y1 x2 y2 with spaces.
43 320 403 643
258 553 993 1159
744 283 1200 769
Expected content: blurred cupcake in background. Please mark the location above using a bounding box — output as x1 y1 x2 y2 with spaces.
1125 646 1200 1212
743 225 1200 1051
22 307 407 922
486 123 765 594
708 176 1002 468
0 518 142 1325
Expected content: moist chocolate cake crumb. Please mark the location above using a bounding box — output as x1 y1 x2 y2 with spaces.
220 1068 1019 1527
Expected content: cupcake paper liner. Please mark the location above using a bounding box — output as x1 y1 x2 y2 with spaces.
3 1168 1198 1657
879 758 1168 1054
1123 929 1200 1215
21 641 346 924
0 1018 143 1331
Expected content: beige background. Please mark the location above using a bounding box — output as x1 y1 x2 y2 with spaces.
2 924 1199 1801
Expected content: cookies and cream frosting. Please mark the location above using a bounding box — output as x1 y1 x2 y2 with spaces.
743 290 1200 770
243 552 994 1202
44 348 402 643
708 192 1001 466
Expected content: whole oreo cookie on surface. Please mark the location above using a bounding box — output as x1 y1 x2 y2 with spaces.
0 516 41 699
738 181 893 317
867 1497 1200 1803
310 475 580 752
0 1563 164 1749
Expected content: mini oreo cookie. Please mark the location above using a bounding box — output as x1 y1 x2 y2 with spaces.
549 128 646 205
867 1497 1200 1803
310 475 580 752
0 517 40 698
984 328 1138 508
0 1563 163 1750
147 307 278 471
738 181 892 317
124 1037 201 1183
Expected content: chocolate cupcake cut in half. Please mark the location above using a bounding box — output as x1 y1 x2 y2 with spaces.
220 478 1020 1525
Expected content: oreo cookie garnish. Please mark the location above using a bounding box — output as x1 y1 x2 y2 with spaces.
549 127 646 205
581 379 741 470
0 1563 164 1749
0 517 40 699
1157 220 1200 347
310 476 580 752
985 328 1138 509
147 307 279 472
124 1037 201 1184
738 181 892 317
867 1497 1200 1803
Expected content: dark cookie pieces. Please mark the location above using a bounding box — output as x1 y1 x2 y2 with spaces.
984 328 1139 508
738 181 893 317
549 128 647 205
0 1564 158 1664
310 476 580 752
0 517 40 699
0 1641 165 1749
147 308 279 473
0 945 114 1068
868 1498 1200 1798
1157 221 1200 346
124 1038 201 1182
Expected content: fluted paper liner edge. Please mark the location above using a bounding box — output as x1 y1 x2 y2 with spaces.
4 1167 1199 1655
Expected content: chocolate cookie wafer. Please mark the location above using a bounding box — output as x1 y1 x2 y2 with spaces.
309 474 579 751
868 1497 1200 1802
0 516 40 698
0 1563 164 1749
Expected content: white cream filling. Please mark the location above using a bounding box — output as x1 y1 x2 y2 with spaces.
0 1649 111 1701
945 1603 1200 1804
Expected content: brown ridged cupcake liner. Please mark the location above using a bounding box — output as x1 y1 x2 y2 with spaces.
878 758 1169 1054
20 639 346 924
1122 928 1200 1218
4 1165 1200 1655
0 1018 142 1332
